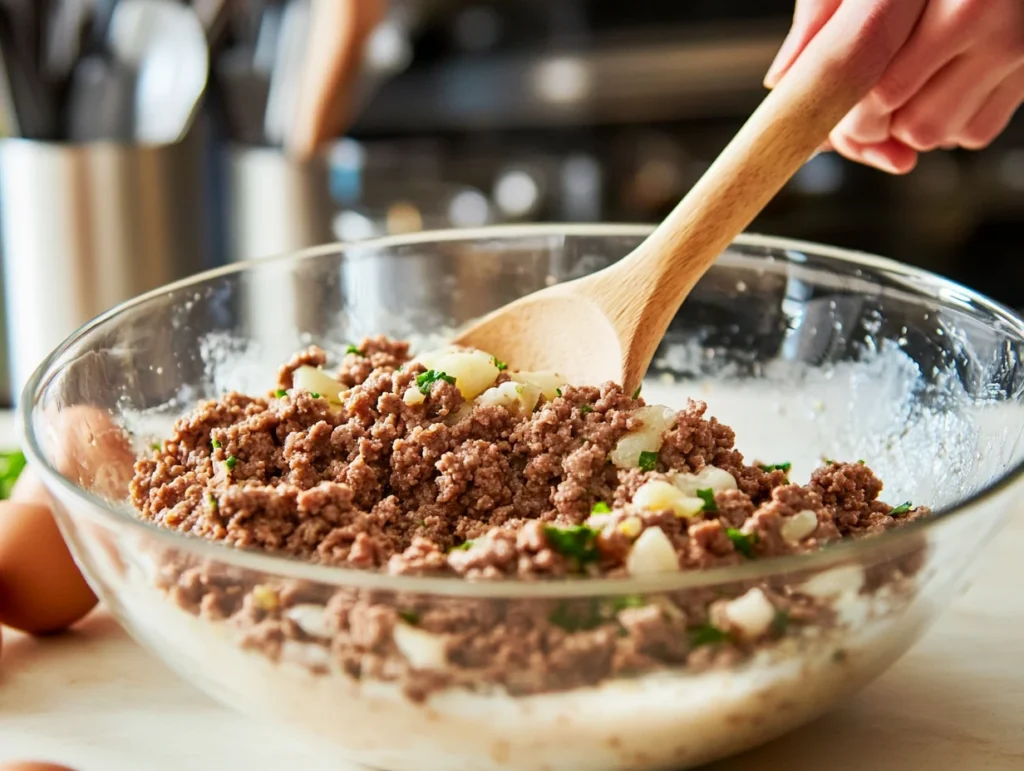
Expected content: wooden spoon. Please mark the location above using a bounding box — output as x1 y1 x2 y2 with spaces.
453 7 920 395
286 0 386 160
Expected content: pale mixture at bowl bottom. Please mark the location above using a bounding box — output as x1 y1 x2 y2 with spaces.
108 554 928 771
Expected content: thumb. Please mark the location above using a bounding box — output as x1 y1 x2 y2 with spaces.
765 0 843 88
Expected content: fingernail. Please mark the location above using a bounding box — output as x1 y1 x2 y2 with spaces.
861 149 898 174
764 31 799 87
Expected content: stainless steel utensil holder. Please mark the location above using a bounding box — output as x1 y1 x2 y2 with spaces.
0 134 210 404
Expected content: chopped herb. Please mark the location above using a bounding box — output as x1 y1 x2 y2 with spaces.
610 594 645 613
207 493 218 511
555 388 563 397
638 451 658 472
345 344 363 356
211 438 222 450
726 527 757 558
696 488 717 512
416 369 456 395
632 386 642 399
309 392 321 399
0 449 26 499
591 501 612 514
491 356 508 371
823 458 835 465
150 442 161 452
542 524 601 564
398 610 420 625
771 610 790 637
451 540 474 551
857 459 866 465
689 623 729 648
580 404 593 414
890 501 912 516
758 462 792 473
225 455 237 470
274 388 287 397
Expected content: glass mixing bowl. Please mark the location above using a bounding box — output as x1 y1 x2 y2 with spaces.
22 226 1024 771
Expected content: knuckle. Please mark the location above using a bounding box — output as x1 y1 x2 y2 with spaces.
959 125 996 150
891 114 944 150
873 72 912 111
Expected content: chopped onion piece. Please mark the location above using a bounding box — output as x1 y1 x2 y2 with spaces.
610 405 676 469
800 565 865 599
477 380 541 416
722 588 776 641
632 480 704 518
671 465 738 496
430 349 500 399
292 365 346 403
618 516 643 538
509 370 569 400
781 509 819 544
403 387 426 406
393 622 449 670
626 526 680 576
285 604 332 639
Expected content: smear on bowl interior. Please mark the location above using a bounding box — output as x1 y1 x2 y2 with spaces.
124 336 930 771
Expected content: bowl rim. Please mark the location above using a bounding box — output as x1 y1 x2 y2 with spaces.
20 224 1024 599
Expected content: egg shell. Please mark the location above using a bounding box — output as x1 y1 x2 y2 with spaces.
40 405 137 500
0 499 98 635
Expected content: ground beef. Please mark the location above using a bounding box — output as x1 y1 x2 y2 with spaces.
130 337 930 701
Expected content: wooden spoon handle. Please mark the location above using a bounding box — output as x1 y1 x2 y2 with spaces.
607 4 921 319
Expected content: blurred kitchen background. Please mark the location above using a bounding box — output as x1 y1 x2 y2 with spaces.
0 0 1022 405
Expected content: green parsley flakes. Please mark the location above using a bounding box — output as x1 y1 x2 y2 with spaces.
274 388 287 397
207 493 218 511
491 356 508 371
226 455 237 470
638 451 658 472
398 610 421 625
0 449 26 499
689 623 729 648
890 501 913 516
696 488 717 512
632 386 642 399
610 594 645 612
451 540 474 551
542 524 601 565
345 344 363 356
580 404 593 414
310 392 321 399
726 527 757 558
555 388 563 397
758 462 791 473
211 438 222 450
771 609 790 637
591 501 612 514
416 369 456 395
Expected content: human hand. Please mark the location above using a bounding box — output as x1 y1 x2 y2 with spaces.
766 0 1024 174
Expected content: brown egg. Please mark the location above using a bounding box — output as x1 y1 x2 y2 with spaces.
0 763 79 771
10 465 52 509
0 498 97 635
42 404 137 500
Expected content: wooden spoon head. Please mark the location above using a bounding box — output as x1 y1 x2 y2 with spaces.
451 286 627 388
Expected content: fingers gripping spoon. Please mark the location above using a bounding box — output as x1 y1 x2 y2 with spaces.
453 2 925 395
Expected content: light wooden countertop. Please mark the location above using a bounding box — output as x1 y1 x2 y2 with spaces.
0 411 1022 770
